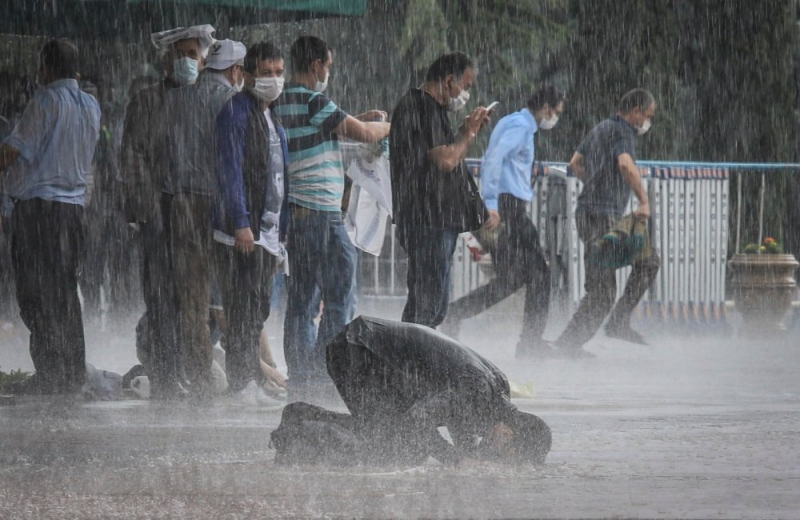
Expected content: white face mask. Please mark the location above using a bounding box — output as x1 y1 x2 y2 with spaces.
448 88 470 112
171 57 199 86
315 68 329 93
249 76 285 103
538 114 559 130
637 119 652 135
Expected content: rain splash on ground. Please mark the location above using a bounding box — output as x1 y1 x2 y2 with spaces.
1 295 799 518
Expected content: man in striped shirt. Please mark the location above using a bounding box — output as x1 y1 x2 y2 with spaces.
273 36 390 398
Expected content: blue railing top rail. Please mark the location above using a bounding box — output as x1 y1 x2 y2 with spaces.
637 161 800 170
339 143 799 172
462 157 781 255
463 158 800 179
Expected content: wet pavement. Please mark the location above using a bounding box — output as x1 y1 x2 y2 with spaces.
2 297 800 518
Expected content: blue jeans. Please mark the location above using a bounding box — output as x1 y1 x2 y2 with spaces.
284 207 357 383
398 226 459 329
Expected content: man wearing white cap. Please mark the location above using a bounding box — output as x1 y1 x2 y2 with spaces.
121 24 215 400
155 38 246 401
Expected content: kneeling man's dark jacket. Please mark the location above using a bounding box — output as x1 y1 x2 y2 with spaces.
326 316 517 464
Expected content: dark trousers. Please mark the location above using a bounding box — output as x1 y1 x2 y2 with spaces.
557 213 661 348
80 206 105 318
170 193 214 396
0 224 16 321
215 243 277 393
83 211 141 317
399 226 460 329
10 198 86 392
138 193 182 392
447 194 551 344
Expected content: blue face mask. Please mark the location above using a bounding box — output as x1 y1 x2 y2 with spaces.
171 57 199 86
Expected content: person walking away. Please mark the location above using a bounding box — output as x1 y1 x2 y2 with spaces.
121 24 215 400
554 88 661 357
389 51 492 330
0 40 100 394
155 39 246 401
214 42 288 397
443 86 565 358
272 35 390 399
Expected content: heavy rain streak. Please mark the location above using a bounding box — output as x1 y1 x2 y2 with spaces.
1 1 799 518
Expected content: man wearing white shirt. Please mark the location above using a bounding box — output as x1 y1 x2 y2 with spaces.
444 86 564 359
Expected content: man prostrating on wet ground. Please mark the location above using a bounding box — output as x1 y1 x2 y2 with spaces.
270 316 551 467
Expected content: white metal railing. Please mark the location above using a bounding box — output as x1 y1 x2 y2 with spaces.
345 147 798 325
450 161 731 323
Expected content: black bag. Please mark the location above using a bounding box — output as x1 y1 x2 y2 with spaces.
461 169 487 232
270 402 365 466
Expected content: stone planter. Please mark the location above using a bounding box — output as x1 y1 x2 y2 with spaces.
728 253 799 334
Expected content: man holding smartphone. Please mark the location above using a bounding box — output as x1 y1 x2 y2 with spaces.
443 86 565 358
390 51 492 329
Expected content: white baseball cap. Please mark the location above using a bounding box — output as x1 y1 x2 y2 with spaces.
204 39 247 70
151 24 216 57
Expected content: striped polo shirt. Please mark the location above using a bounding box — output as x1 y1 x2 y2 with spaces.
272 83 348 212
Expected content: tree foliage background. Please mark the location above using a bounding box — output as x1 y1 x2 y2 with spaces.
1 0 798 254
383 0 799 255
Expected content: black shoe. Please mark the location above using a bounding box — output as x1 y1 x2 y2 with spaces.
605 324 648 345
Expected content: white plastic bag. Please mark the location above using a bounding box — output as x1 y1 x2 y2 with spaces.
345 141 392 256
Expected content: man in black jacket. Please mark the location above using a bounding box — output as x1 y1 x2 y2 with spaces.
214 42 288 395
272 316 551 466
122 24 215 399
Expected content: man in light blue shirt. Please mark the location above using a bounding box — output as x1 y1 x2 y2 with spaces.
0 40 100 395
444 86 564 359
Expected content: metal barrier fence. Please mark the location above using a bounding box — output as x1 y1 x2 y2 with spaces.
442 161 731 324
349 153 794 325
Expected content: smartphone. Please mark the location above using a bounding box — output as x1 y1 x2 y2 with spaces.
486 101 500 112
